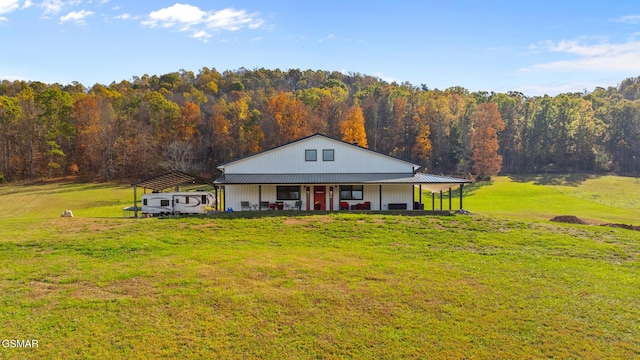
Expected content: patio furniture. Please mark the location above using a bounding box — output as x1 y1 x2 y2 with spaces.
241 201 251 211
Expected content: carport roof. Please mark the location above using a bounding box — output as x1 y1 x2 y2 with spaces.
132 171 211 192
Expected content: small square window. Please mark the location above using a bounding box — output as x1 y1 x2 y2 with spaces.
305 149 317 161
323 149 334 161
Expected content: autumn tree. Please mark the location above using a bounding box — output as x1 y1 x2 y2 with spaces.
340 102 368 147
471 102 504 179
266 92 311 144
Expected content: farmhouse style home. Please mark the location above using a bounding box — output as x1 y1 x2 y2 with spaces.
214 134 470 212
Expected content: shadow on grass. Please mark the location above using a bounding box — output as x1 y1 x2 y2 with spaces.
508 173 597 186
456 181 493 198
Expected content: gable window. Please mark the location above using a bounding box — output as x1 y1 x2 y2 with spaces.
277 186 301 200
305 149 317 161
339 185 363 200
323 149 334 161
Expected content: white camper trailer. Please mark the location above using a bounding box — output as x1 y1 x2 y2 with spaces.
141 191 215 216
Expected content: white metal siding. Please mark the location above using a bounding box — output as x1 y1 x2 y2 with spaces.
225 184 414 211
222 136 415 174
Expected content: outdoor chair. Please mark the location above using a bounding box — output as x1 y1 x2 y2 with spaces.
294 200 302 210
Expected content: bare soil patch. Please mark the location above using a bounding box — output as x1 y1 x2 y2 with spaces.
550 215 588 224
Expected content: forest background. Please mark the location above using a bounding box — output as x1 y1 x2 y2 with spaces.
0 67 639 183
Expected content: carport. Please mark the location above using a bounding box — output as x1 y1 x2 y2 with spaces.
131 171 212 218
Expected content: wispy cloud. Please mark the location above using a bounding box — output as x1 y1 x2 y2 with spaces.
114 13 132 20
319 34 335 43
514 81 601 97
40 0 65 15
59 9 93 25
0 0 32 15
521 38 640 73
141 3 264 42
616 15 640 24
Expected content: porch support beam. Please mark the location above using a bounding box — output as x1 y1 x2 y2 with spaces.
449 187 452 210
258 185 262 211
459 184 464 209
379 185 382 211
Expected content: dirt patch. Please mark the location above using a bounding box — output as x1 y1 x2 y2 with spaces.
550 215 588 224
600 223 640 231
550 215 640 232
282 218 307 225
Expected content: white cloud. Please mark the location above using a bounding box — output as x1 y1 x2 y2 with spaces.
521 38 640 73
319 34 335 43
191 30 211 42
142 3 264 38
0 0 20 14
59 9 93 24
617 15 640 24
40 0 65 15
0 16 7 21
205 8 262 31
114 13 131 20
142 3 206 29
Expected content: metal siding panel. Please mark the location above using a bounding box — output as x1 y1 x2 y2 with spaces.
222 136 415 174
381 185 413 210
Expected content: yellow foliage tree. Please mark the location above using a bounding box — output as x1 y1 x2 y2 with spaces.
340 103 368 147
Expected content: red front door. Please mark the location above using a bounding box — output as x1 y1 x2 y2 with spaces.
314 186 326 210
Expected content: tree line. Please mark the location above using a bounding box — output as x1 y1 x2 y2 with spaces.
0 68 639 183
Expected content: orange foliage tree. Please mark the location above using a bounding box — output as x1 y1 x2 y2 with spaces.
266 92 311 144
340 103 368 147
471 102 505 178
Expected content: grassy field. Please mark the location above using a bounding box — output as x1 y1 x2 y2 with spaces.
0 176 638 359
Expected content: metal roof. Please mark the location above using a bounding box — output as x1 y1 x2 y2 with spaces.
214 173 471 185
132 171 211 192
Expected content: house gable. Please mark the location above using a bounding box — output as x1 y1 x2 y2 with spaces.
218 134 418 175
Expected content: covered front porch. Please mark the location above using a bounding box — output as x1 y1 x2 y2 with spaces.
213 173 471 212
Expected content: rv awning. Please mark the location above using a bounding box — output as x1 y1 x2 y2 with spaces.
214 173 470 191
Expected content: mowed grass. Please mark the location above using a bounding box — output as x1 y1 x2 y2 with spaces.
463 175 640 224
0 177 638 359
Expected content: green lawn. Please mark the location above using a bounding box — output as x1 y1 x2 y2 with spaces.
0 177 638 359
463 175 640 224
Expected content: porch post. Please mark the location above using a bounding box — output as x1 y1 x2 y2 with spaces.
419 185 422 210
449 187 452 210
432 192 435 210
306 186 310 211
439 190 443 210
258 185 262 211
459 184 464 209
379 185 382 210
133 185 138 218
329 186 334 211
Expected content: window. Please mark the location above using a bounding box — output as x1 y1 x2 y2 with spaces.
201 195 208 205
305 149 317 161
323 149 334 161
340 185 363 200
143 199 148 205
277 186 301 200
160 199 170 207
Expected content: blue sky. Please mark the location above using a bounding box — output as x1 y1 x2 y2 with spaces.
2 1 640 96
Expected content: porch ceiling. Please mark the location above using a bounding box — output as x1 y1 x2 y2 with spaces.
214 173 470 189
